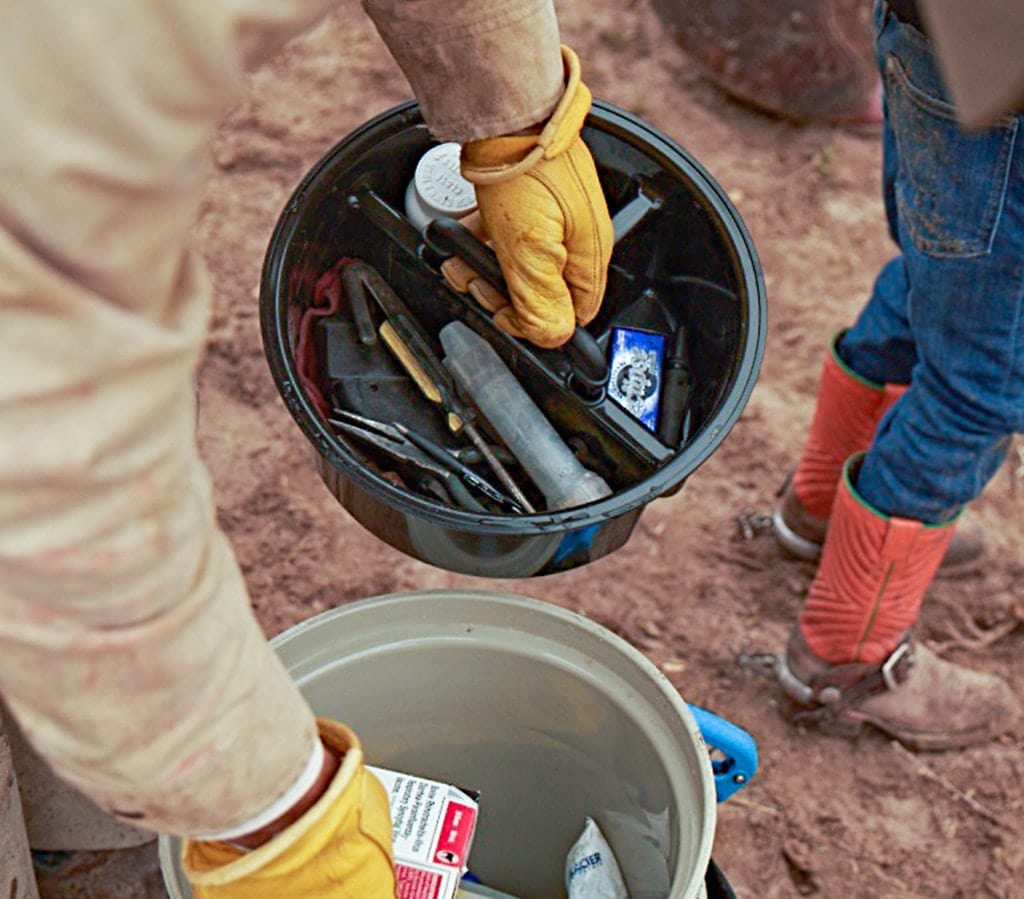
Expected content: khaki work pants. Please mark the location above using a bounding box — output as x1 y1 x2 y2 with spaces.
2 704 162 898
1 721 39 899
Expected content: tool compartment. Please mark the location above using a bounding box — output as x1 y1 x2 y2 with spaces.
260 100 765 576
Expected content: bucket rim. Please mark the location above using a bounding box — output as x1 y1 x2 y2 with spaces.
259 100 767 535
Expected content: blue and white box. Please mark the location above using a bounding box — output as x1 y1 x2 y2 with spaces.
607 327 665 432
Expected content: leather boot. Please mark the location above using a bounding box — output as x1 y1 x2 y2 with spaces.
778 456 1019 749
780 630 1020 750
772 334 985 572
775 475 986 572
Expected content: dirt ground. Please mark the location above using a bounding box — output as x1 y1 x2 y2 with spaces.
193 3 1024 897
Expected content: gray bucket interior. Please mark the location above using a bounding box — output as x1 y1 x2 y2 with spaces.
159 591 716 898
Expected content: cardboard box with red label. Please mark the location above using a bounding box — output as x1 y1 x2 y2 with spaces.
369 766 480 899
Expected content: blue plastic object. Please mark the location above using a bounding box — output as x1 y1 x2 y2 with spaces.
687 705 759 803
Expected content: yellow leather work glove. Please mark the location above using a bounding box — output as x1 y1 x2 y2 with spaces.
182 719 396 899
458 45 613 349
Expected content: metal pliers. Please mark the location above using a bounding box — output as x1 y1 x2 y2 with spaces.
329 409 519 512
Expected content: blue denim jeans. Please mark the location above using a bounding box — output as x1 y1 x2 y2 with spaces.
836 0 1024 523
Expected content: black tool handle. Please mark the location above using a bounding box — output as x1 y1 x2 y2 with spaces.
424 217 608 398
658 323 692 447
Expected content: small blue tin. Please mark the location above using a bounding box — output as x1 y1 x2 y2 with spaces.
607 327 666 432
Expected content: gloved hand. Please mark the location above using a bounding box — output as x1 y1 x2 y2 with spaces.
455 45 613 349
183 719 396 899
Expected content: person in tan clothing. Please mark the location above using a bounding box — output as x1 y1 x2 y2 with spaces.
0 1 611 896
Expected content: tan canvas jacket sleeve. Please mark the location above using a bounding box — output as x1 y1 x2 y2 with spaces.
0 0 560 835
364 0 564 139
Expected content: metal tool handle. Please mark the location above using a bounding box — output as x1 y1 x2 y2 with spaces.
424 217 608 399
391 421 523 512
340 264 379 346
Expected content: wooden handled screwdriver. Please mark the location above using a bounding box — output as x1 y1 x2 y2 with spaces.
345 262 535 513
378 321 534 514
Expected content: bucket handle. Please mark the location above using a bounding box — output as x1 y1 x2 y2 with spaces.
423 217 609 399
687 705 759 803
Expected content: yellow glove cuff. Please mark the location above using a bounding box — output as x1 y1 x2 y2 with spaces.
462 45 590 185
183 719 395 898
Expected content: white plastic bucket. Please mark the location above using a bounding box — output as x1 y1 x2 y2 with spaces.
159 590 731 898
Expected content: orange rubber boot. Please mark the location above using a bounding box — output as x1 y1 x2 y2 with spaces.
772 335 984 571
778 456 1020 749
773 333 905 559
800 457 953 665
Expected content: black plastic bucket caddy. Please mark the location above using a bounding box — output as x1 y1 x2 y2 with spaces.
260 100 766 577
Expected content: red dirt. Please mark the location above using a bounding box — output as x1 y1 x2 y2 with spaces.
195 4 1024 896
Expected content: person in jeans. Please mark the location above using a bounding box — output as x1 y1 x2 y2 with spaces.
772 0 1023 749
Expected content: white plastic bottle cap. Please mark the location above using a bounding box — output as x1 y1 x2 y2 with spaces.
404 141 478 230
